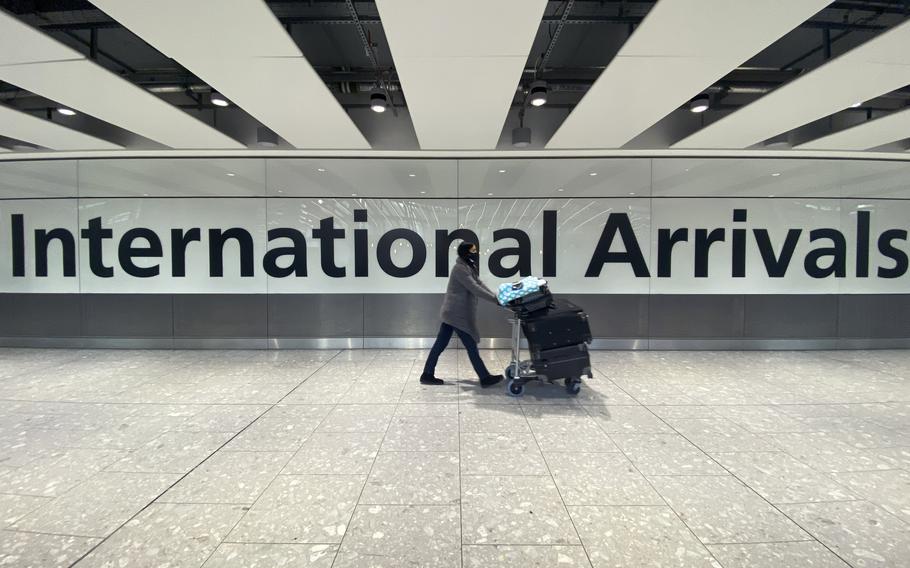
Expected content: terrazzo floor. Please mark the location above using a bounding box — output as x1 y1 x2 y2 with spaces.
0 347 908 567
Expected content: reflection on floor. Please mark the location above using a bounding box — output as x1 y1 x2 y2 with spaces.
0 348 908 567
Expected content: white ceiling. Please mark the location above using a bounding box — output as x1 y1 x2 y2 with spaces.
88 0 370 150
0 9 244 150
674 18 910 149
797 106 910 150
548 0 834 149
376 0 548 150
0 104 122 150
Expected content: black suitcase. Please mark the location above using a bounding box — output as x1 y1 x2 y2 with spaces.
532 343 592 380
508 287 553 317
523 298 592 356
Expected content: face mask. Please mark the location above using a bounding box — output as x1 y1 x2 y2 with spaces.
467 252 479 265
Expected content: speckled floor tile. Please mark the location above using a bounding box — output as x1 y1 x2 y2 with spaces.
228 475 365 544
569 505 717 567
316 404 395 433
0 448 129 497
666 417 779 452
282 433 383 475
460 432 548 476
11 471 177 537
461 475 579 545
459 404 530 432
462 544 592 567
381 416 459 452
106 431 233 474
0 530 100 567
393 403 459 417
361 451 459 505
649 475 809 544
159 451 291 504
767 432 897 473
611 433 726 476
781 500 910 567
830 469 910 523
0 494 51 528
174 405 268 433
76 502 246 568
332 504 460 568
545 452 662 506
706 541 850 568
710 452 857 504
202 543 337 567
584 405 672 434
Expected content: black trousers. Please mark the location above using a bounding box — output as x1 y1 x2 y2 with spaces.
422 323 491 379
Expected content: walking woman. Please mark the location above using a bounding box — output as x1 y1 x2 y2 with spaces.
420 242 504 387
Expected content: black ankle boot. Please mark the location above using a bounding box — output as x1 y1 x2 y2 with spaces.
481 374 504 388
420 373 444 385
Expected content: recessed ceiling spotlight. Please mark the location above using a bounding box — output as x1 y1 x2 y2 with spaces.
689 94 710 113
498 169 507 173
210 91 229 107
850 101 862 108
629 192 636 195
57 107 76 116
487 192 493 196
771 172 781 177
351 193 358 197
226 172 235 177
589 172 598 176
317 168 326 172
557 188 564 192
528 80 548 107
420 191 426 194
408 173 416 177
370 90 388 113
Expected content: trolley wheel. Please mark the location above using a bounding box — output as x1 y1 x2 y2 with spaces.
565 378 581 395
504 365 516 380
508 379 525 397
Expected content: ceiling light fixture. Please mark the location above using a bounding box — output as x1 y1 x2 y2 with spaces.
210 91 229 107
528 80 548 107
256 127 278 148
689 94 710 113
370 90 388 113
498 169 507 174
589 172 598 177
850 101 862 108
317 168 326 172
512 126 531 148
57 107 76 116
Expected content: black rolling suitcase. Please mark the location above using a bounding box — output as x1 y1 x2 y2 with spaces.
523 298 592 358
507 287 553 317
532 343 593 381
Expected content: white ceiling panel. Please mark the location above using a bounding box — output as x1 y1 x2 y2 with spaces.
0 104 123 150
0 10 243 150
675 19 910 149
89 0 369 150
796 107 910 150
376 0 548 149
548 0 832 149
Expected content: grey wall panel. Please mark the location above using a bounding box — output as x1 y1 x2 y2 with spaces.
744 295 838 338
562 294 649 337
0 293 81 336
649 295 745 338
476 302 514 339
838 295 910 338
81 294 173 337
363 293 446 337
269 294 364 337
173 294 267 338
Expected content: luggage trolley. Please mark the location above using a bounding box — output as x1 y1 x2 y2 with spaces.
503 313 586 397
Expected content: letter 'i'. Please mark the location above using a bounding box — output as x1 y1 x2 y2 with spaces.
732 209 747 277
354 209 369 277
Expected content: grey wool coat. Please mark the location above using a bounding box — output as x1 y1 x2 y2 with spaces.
440 257 499 342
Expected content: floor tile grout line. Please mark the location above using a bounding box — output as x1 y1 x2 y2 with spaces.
609 381 862 568
66 349 346 568
197 351 361 568
517 402 594 567
328 353 409 568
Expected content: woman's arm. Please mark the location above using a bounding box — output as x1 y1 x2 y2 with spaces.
453 265 498 304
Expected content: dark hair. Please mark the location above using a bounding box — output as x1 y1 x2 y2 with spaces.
457 241 478 271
